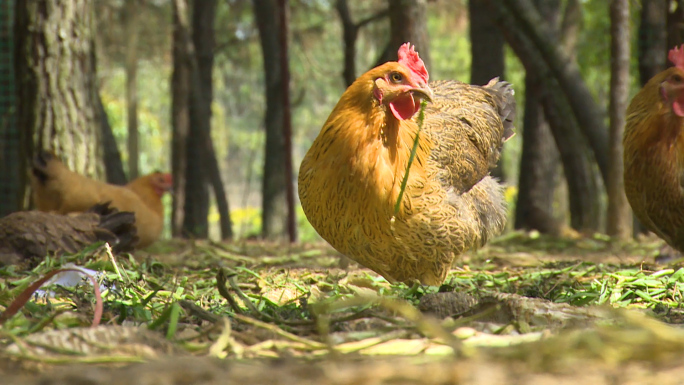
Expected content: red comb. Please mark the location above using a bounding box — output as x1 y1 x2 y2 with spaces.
397 43 429 84
669 45 684 70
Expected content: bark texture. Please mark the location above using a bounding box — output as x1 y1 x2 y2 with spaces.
639 0 667 85
97 91 127 185
174 0 232 240
606 0 632 238
15 0 102 204
335 0 388 87
514 0 565 234
170 0 190 237
125 0 140 180
485 0 601 231
485 0 609 185
254 0 289 239
375 0 430 69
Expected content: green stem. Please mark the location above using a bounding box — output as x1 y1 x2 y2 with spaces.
394 100 428 214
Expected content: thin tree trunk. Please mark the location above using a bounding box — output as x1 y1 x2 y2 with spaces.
254 0 289 239
559 0 582 60
486 0 601 231
97 91 127 185
635 0 667 236
667 1 684 50
277 0 297 242
540 90 601 232
182 0 210 238
606 0 632 238
90 26 126 186
515 0 571 234
486 0 610 185
336 0 389 87
171 0 190 237
516 74 562 233
176 0 233 240
469 0 506 182
639 0 667 85
15 0 102 198
125 0 139 180
336 0 358 88
375 0 430 68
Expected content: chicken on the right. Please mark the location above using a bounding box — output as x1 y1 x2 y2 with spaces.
624 45 684 253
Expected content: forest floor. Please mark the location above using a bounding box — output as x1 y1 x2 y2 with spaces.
3 232 684 384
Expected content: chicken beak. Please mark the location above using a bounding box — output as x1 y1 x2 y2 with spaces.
412 84 433 103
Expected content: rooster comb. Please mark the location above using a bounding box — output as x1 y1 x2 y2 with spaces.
398 43 429 84
669 45 684 70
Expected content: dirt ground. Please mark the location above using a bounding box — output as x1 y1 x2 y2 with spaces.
3 233 684 384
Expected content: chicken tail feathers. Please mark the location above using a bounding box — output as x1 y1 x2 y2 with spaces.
485 77 516 142
31 150 58 185
87 202 139 253
467 176 507 248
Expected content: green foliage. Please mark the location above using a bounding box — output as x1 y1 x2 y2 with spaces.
100 62 171 176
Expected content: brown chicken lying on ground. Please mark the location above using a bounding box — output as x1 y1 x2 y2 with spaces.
30 151 172 248
299 43 515 285
624 45 684 257
0 202 138 268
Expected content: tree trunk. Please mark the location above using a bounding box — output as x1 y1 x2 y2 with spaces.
486 0 601 231
276 0 297 242
97 91 127 185
375 0 430 68
181 0 211 238
336 0 389 87
515 0 578 235
125 0 140 180
15 0 102 198
516 74 562 233
176 0 232 240
667 1 684 50
171 0 190 237
469 0 507 182
0 0 21 216
606 0 632 239
253 0 289 240
486 0 610 186
639 0 667 85
336 0 358 88
635 0 667 236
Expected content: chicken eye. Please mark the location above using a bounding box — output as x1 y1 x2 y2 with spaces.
673 74 684 83
389 72 404 83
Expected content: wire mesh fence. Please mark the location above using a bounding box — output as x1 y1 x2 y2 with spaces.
0 0 19 217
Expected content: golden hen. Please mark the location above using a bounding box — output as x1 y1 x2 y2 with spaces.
0 203 138 268
30 151 172 248
299 43 515 285
624 45 684 253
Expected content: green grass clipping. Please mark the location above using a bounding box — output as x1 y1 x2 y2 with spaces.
394 99 429 214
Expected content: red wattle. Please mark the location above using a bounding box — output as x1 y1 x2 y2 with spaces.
389 94 417 121
674 95 684 117
674 102 684 117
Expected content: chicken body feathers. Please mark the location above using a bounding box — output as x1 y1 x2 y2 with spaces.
624 68 684 251
299 76 514 285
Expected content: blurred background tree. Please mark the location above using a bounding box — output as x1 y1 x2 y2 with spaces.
1 0 683 243
15 0 104 204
